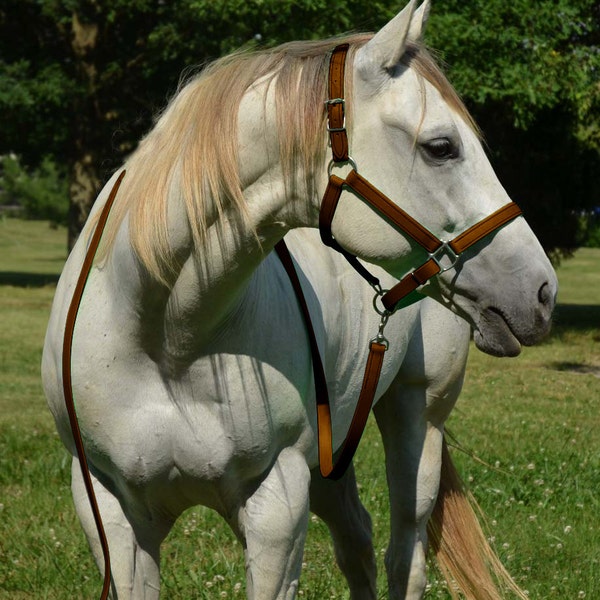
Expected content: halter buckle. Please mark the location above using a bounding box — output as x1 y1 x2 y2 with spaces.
325 98 346 132
429 241 459 273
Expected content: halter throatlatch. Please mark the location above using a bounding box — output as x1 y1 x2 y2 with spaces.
282 43 523 479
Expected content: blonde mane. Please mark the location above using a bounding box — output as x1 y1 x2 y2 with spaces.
96 35 476 286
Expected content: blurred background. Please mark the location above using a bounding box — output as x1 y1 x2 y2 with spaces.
0 0 598 259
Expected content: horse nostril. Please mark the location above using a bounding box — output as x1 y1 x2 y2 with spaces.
538 282 554 308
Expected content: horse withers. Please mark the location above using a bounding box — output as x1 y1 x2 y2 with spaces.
42 1 556 598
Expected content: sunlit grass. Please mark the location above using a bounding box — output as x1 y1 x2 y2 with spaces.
0 219 598 598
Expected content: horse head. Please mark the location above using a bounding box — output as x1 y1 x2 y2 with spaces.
326 0 557 357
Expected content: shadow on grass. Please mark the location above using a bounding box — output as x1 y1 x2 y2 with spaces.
550 361 600 377
547 305 600 375
0 271 60 287
553 303 600 331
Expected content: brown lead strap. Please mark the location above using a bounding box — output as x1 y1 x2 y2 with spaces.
320 340 386 479
62 170 126 600
275 239 386 479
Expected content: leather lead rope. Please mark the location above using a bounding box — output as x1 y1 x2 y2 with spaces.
275 240 386 479
62 170 126 600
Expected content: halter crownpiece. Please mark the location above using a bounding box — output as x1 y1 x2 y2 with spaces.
325 43 351 162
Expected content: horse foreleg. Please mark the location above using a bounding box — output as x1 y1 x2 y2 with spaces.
374 300 470 599
309 463 377 599
374 392 443 600
71 457 171 599
233 447 311 600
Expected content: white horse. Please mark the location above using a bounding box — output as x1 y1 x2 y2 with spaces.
42 1 557 598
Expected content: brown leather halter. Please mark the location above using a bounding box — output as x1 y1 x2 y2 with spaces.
276 43 523 479
319 44 522 312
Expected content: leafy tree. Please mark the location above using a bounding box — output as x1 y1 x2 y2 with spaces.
0 155 69 225
426 0 600 255
0 0 394 248
1 0 598 254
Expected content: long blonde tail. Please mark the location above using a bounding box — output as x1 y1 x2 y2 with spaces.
427 437 528 600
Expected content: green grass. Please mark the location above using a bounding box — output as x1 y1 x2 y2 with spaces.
1 220 598 599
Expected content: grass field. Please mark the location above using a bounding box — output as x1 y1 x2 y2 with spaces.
1 218 598 599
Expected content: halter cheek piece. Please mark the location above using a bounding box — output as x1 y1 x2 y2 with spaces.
276 44 522 479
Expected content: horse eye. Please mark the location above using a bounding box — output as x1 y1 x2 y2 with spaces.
422 138 459 162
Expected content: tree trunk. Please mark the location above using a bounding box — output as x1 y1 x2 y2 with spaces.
68 154 100 250
68 10 101 251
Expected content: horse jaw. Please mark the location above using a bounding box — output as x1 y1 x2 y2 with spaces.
472 288 556 357
472 307 526 358
428 289 555 358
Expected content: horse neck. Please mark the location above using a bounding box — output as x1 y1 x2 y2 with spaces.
132 89 319 367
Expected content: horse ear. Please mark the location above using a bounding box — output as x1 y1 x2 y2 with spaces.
357 0 431 73
409 0 431 42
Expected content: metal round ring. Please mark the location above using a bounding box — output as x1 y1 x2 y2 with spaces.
327 156 358 178
372 291 391 318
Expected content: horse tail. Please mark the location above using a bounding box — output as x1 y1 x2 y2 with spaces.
427 437 528 600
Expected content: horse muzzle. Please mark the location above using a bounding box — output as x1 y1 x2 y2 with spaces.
472 277 557 357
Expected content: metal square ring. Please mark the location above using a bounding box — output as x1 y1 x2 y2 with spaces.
429 242 459 273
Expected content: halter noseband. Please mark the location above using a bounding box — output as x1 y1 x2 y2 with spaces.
319 44 523 314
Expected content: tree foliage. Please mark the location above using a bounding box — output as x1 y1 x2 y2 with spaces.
0 0 598 253
0 155 69 225
426 0 600 256
429 1 599 129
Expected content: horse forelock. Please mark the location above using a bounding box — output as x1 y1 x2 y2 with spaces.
94 34 477 287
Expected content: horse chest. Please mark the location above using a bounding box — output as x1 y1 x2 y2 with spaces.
77 341 314 488
60 234 417 493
